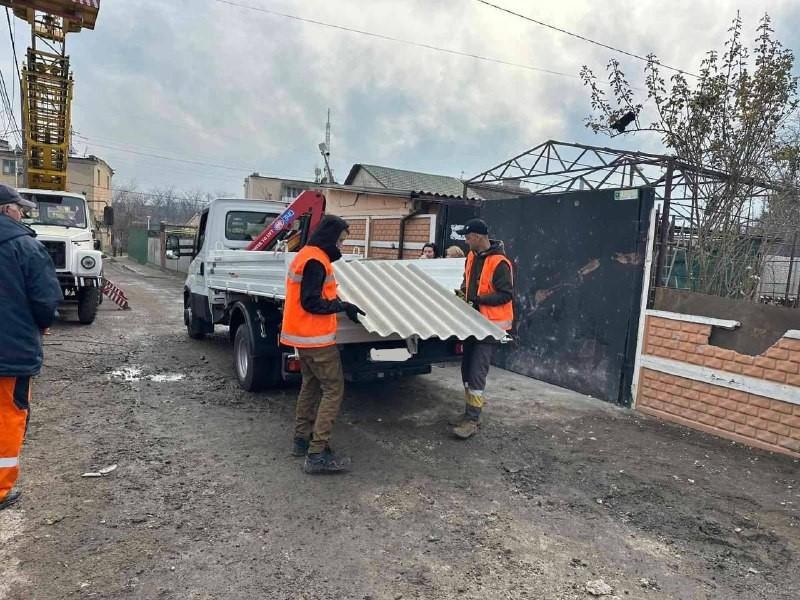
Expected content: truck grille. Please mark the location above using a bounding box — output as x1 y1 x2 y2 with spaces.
41 241 66 269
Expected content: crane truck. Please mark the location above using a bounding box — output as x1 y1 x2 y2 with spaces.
2 1 111 323
177 191 507 391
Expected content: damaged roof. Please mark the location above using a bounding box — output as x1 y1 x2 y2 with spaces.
335 259 506 342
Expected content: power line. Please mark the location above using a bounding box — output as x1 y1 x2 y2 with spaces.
72 134 264 173
214 0 580 80
473 0 698 77
70 133 319 182
5 9 21 86
0 9 21 145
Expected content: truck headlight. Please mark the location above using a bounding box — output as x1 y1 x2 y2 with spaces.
80 256 97 270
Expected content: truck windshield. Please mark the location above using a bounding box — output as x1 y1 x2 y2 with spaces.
20 194 88 229
225 211 280 241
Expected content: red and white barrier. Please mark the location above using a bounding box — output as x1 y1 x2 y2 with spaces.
102 279 130 310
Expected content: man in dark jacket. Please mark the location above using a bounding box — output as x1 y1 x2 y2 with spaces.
281 215 365 474
451 218 514 439
0 184 62 510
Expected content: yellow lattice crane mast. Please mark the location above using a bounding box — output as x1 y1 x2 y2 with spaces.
1 1 99 190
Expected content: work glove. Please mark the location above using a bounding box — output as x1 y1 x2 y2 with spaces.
341 301 366 323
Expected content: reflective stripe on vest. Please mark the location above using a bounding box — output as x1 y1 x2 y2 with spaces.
279 332 337 346
280 246 338 348
0 457 19 468
465 252 514 331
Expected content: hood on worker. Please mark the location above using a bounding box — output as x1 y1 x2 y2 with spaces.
307 215 350 262
473 240 506 257
0 213 36 246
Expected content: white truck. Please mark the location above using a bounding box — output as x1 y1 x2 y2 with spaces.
180 197 506 391
19 188 105 324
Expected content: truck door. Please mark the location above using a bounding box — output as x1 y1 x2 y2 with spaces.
188 209 209 298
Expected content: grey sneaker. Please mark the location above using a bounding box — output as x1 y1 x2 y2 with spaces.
303 448 351 474
291 437 309 457
0 488 21 511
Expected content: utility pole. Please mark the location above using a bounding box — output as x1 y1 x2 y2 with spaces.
318 108 335 184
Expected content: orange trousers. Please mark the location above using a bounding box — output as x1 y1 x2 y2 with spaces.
0 376 30 502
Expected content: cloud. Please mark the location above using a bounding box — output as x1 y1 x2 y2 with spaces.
2 0 797 193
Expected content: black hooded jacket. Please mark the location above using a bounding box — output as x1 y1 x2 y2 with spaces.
461 241 514 308
300 215 349 315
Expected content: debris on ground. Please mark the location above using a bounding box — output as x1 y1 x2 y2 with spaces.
585 579 614 596
81 464 118 478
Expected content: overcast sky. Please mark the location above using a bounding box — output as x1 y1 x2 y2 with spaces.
2 0 799 196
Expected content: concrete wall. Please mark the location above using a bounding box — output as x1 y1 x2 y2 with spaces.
654 288 800 355
148 237 161 266
635 310 800 458
324 187 413 217
244 175 318 201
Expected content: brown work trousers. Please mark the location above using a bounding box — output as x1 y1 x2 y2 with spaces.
294 345 345 455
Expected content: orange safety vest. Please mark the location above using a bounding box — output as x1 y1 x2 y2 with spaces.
280 246 338 348
465 252 514 331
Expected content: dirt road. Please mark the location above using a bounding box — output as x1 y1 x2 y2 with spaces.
1 258 798 599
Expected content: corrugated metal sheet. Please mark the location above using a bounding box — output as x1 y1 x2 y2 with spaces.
335 260 506 342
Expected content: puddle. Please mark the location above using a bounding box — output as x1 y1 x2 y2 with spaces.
109 367 184 383
110 366 143 382
149 374 185 383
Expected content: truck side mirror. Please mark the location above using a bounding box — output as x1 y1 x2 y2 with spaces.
103 206 114 227
93 239 101 251
166 234 180 252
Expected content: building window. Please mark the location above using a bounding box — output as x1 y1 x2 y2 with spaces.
2 159 16 176
96 170 100 186
282 185 305 201
106 174 110 189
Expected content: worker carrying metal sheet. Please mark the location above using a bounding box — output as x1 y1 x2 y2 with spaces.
451 218 514 439
0 184 62 510
281 215 365 474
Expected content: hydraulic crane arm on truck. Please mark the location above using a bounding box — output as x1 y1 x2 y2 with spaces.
180 192 507 391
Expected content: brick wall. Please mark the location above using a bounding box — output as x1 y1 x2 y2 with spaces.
636 313 800 458
370 219 401 242
341 215 433 259
346 218 366 240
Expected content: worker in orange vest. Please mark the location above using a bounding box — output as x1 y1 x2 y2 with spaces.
0 184 62 510
451 218 514 439
281 215 365 474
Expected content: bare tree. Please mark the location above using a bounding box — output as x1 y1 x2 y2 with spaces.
111 186 214 251
580 13 798 300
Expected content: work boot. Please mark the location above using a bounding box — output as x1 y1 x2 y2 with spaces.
291 437 310 457
303 447 351 474
452 419 480 439
0 488 21 511
447 412 468 427
448 388 472 426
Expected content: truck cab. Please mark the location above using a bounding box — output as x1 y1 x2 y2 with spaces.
183 198 290 333
19 188 104 324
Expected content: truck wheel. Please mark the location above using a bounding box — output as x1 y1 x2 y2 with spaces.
185 301 209 340
77 288 100 324
233 324 281 391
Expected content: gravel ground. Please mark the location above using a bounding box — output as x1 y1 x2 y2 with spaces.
1 258 797 600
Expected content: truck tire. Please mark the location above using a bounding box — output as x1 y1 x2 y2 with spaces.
185 297 210 340
233 323 281 391
77 288 100 324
